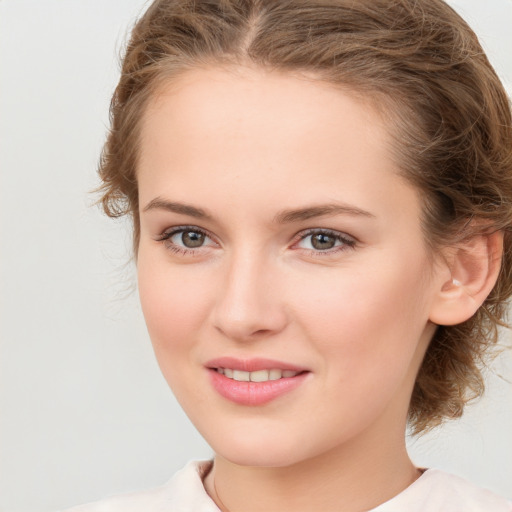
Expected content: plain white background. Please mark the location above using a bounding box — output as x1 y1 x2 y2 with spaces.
0 1 511 510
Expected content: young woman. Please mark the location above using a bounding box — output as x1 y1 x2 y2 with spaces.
68 0 512 510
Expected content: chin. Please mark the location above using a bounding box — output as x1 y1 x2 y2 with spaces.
206 428 311 468
218 447 301 468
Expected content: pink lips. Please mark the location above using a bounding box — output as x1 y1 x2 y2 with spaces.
206 357 309 406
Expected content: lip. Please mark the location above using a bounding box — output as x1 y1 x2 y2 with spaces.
205 357 307 373
205 357 310 406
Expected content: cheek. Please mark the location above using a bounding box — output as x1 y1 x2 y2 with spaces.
137 255 213 358
291 258 432 374
285 261 433 437
137 258 219 412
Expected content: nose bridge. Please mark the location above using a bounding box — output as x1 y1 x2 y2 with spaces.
212 246 286 340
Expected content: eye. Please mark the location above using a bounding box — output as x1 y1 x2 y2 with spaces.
308 232 338 250
174 230 206 248
156 226 217 254
295 229 356 253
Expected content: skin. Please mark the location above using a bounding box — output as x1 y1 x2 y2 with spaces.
136 66 451 511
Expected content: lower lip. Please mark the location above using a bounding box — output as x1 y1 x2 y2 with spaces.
208 369 309 406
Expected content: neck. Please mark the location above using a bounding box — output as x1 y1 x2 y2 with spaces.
204 427 419 512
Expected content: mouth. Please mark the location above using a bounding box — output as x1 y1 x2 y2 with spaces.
214 367 303 382
205 358 310 406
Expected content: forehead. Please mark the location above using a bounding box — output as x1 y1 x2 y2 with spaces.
140 66 390 173
142 65 384 140
138 66 421 227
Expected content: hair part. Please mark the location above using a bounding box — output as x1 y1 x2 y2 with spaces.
98 0 512 433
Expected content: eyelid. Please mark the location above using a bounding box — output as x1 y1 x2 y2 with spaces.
294 227 357 242
157 225 210 240
156 225 219 250
155 225 356 257
291 228 357 253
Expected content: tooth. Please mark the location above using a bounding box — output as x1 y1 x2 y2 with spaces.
224 368 234 378
233 370 250 381
269 369 282 380
282 370 298 378
217 368 225 375
250 370 270 382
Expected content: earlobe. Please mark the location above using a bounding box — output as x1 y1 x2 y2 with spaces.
429 230 504 326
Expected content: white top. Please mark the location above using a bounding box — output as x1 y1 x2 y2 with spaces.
63 460 512 512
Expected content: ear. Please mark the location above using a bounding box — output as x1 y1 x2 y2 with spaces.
429 230 504 326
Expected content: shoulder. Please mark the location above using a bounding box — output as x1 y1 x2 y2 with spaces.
60 460 219 512
373 469 512 512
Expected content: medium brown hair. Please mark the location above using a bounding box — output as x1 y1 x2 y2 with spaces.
98 0 512 433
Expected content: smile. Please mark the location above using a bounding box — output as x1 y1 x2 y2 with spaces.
216 368 301 382
206 358 310 406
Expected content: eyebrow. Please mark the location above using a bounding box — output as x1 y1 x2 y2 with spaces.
143 198 375 223
143 198 212 219
273 203 375 223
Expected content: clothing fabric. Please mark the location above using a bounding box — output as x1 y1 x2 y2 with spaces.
63 460 512 512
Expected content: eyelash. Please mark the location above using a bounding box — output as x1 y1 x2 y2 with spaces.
156 225 216 257
292 228 357 257
156 226 357 257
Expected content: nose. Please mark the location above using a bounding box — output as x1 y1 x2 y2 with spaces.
211 250 288 342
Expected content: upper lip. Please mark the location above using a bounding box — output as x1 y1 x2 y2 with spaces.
205 357 308 373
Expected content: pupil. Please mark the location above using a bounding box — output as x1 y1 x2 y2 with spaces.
312 233 335 250
182 231 205 248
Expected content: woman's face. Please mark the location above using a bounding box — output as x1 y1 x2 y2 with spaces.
137 67 442 467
